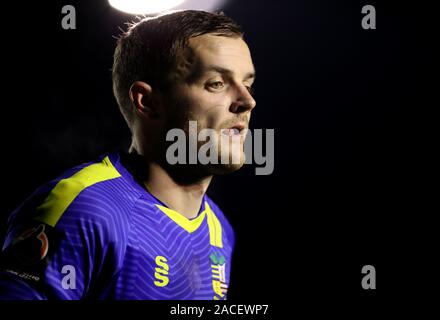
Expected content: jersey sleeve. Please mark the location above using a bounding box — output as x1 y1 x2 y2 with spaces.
0 185 124 300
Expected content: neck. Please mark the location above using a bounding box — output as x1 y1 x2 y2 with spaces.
127 144 213 219
146 162 212 219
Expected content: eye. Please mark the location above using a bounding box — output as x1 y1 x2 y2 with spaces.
206 81 225 91
245 85 255 96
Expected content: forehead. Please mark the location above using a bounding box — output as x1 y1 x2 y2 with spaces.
186 34 254 76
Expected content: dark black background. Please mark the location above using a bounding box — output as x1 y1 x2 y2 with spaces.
0 0 436 307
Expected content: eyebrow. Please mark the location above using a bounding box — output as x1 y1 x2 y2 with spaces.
204 65 256 82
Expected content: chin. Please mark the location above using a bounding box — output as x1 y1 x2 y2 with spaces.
206 162 245 175
206 150 246 175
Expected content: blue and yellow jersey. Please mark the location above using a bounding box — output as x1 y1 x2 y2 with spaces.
0 152 234 300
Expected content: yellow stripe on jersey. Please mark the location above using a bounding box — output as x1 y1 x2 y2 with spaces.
155 201 223 246
205 202 223 248
34 156 121 227
155 204 207 233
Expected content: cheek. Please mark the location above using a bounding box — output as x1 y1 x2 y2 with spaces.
188 93 231 129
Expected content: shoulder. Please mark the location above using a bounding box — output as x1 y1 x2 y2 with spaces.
6 153 141 246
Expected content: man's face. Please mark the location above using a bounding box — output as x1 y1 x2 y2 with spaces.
164 34 256 175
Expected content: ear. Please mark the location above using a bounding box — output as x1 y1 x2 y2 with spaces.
129 81 160 118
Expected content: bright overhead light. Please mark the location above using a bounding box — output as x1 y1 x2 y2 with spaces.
108 0 231 15
109 0 186 15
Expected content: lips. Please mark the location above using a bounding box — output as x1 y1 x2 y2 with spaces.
221 122 247 137
222 128 241 136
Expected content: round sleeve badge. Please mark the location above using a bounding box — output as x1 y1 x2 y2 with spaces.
11 224 49 266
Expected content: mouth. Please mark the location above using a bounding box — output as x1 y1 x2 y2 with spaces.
221 123 247 137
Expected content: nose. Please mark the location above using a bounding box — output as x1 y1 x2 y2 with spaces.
229 84 256 114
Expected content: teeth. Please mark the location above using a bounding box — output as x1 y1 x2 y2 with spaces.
221 128 241 136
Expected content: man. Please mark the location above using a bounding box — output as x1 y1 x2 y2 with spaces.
0 10 256 299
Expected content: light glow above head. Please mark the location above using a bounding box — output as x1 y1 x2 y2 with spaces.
108 0 230 14
109 0 186 14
